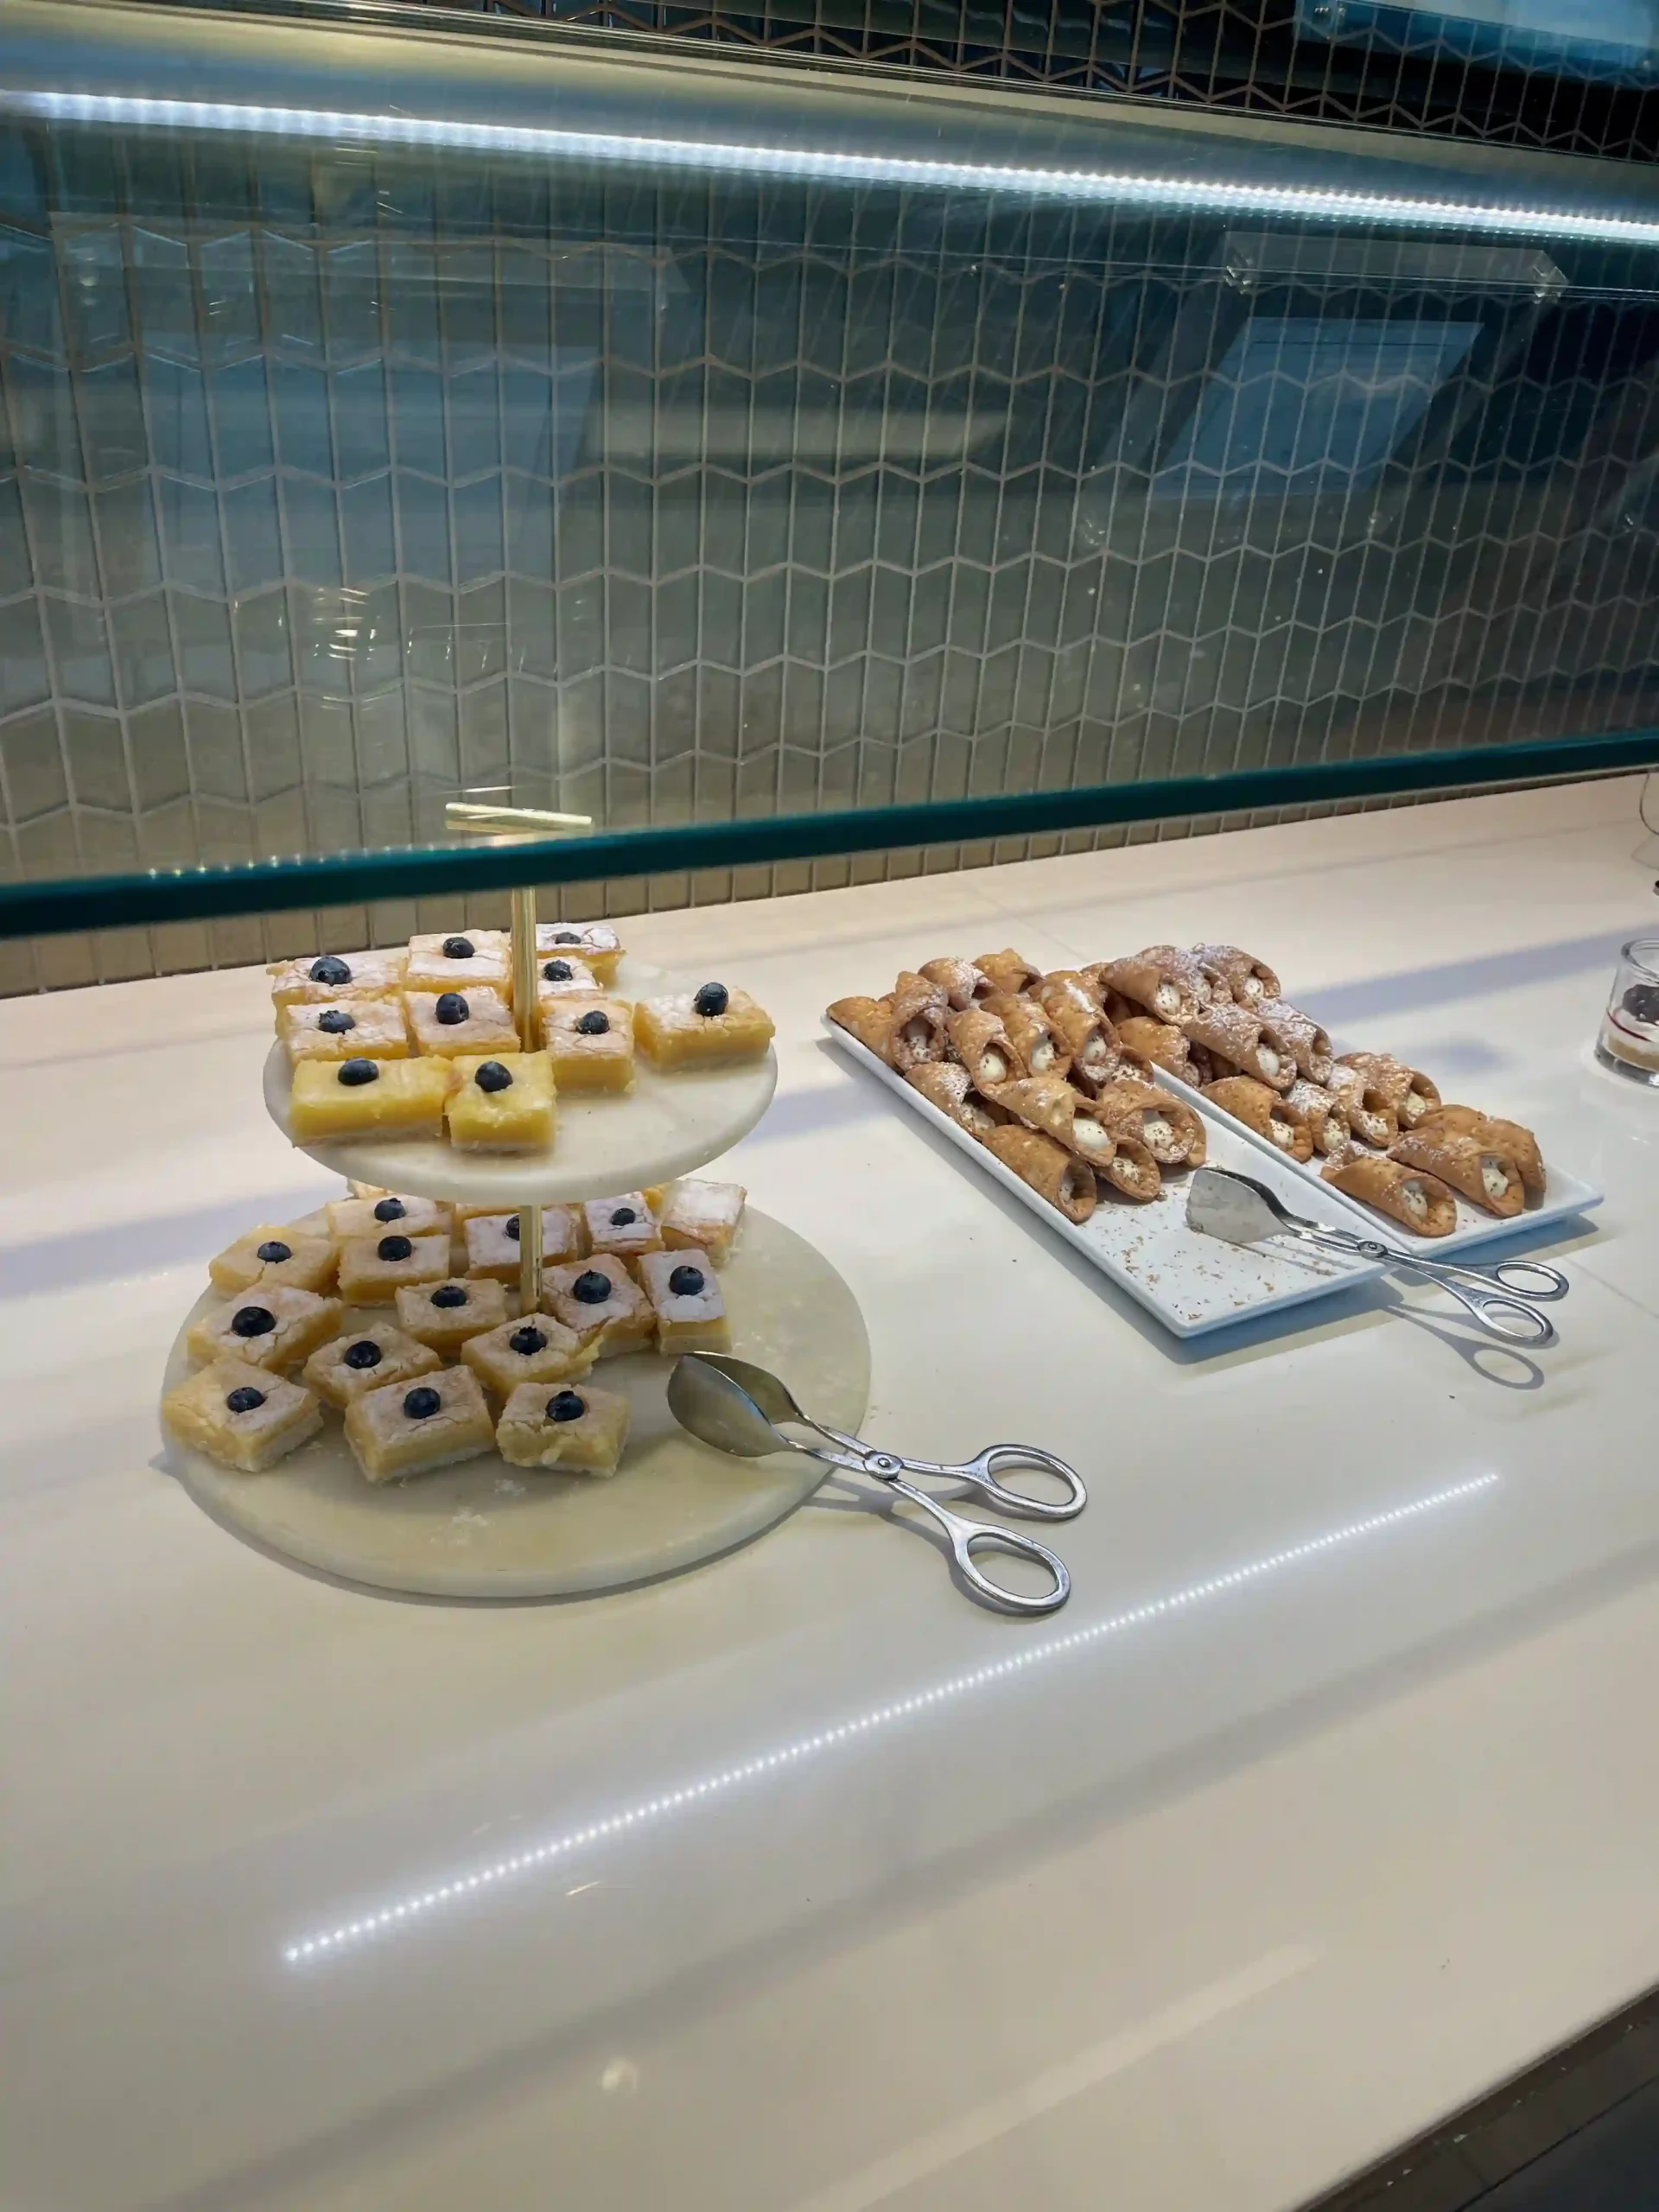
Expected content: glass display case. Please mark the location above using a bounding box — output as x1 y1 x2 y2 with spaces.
3 0 1659 988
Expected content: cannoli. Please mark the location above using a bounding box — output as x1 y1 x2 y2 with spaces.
1081 973 1141 1028
1325 1064 1399 1148
1190 944 1281 1006
1115 1014 1191 1078
973 949 1043 997
1322 1152 1456 1236
1281 1077 1351 1159
886 972 950 1073
827 994 894 1056
1089 1078 1206 1166
1139 945 1219 1004
1033 970 1105 1027
1203 1075 1311 1161
1099 1133 1161 1202
983 1124 1097 1224
1181 1003 1294 1091
945 1007 1019 1091
1091 954 1201 1025
982 994 1071 1081
991 1074 1120 1166
1390 1131 1524 1218
906 1062 1009 1141
1417 1105 1545 1198
1043 999 1122 1093
917 957 995 1011
1255 999 1334 1085
1336 1052 1440 1128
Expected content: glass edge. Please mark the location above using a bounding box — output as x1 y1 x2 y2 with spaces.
3 733 1656 942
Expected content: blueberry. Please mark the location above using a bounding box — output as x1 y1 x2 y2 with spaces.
1623 982 1659 1025
475 1060 512 1093
668 1263 705 1297
403 1387 442 1420
609 1205 636 1227
225 1385 266 1414
338 1058 379 1086
309 955 352 985
505 1216 520 1242
377 1235 413 1262
231 1305 276 1338
372 1198 406 1223
575 1008 610 1036
343 1339 383 1370
509 1325 546 1356
571 1269 612 1305
693 981 729 1018
441 935 475 960
435 990 469 1026
317 1007 356 1034
547 1389 585 1422
542 959 574 982
552 931 580 945
430 1284 468 1309
255 1240 292 1264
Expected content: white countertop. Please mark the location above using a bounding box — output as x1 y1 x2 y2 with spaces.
4 777 1657 2212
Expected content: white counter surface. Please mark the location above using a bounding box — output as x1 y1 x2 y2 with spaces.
4 778 1657 2212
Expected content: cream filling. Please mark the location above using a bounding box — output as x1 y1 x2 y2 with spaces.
1480 1157 1510 1200
1268 1117 1295 1148
1319 1117 1344 1154
1072 1116 1110 1153
960 1103 995 1137
1358 1112 1387 1144
978 1047 1009 1085
1141 1112 1173 1149
1059 1165 1092 1209
902 1018 932 1054
1400 1179 1429 1223
1255 1046 1281 1078
1153 983 1182 1018
1079 1034 1108 1070
1400 1090 1426 1124
1029 1038 1057 1072
1238 975 1264 1003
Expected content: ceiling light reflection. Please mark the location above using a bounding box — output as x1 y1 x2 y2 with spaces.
282 1471 1497 1968
11 92 1659 248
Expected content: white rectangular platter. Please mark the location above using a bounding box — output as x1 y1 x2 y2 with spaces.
824 1021 1385 1339
1150 1058 1603 1258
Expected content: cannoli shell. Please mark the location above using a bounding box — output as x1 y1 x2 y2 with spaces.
983 1124 1097 1224
1390 1131 1524 1217
974 948 1043 997
1034 970 1105 1026
1190 944 1281 1005
918 957 994 1011
1092 955 1200 1025
1322 1152 1457 1236
1256 998 1334 1084
1203 1075 1312 1162
1325 1064 1399 1148
1281 1077 1351 1158
945 1007 1020 1093
1183 1004 1294 1091
1099 1133 1161 1202
887 971 949 1073
1116 1015 1191 1077
982 994 1072 1082
1138 945 1218 1003
1418 1105 1545 1198
828 995 894 1056
906 1061 1009 1140
1045 1001 1122 1092
1088 1077 1205 1166
992 1075 1118 1166
1337 1052 1440 1126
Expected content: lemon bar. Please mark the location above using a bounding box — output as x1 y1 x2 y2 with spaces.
208 1226 339 1296
187 1286 343 1371
543 1255 654 1357
404 985 520 1060
281 999 409 1067
162 1357 324 1472
404 930 512 998
495 1379 630 1475
633 982 773 1068
269 949 407 1007
337 1230 452 1304
543 995 634 1093
660 1179 747 1267
535 951 601 1001
396 1275 510 1354
327 1193 451 1243
637 1248 731 1356
289 1056 450 1143
343 1366 496 1484
536 921 622 985
303 1320 442 1408
461 1314 595 1401
463 1212 529 1284
584 1193 663 1262
445 1053 556 1154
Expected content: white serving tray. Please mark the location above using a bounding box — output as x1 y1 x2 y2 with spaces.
1150 1058 1603 1257
824 1022 1385 1339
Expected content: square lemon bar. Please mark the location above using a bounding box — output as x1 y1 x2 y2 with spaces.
543 995 634 1093
162 1357 324 1472
496 1379 630 1474
303 1319 442 1408
536 921 622 985
543 1255 655 1357
343 1366 496 1484
404 930 512 998
289 1055 450 1143
637 1248 731 1356
404 985 521 1060
337 1230 452 1304
660 1179 747 1268
208 1226 339 1296
269 949 407 1007
327 1193 451 1243
463 1211 530 1284
583 1193 662 1262
187 1286 343 1371
461 1314 595 1400
633 982 773 1067
445 1053 556 1153
281 999 409 1067
534 954 601 1014
396 1275 510 1355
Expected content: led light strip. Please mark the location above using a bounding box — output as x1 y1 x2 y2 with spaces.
283 1471 1498 1966
8 91 1659 246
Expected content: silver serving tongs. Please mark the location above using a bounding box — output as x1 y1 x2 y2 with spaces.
1186 1166 1566 1345
667 1352 1084 1614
